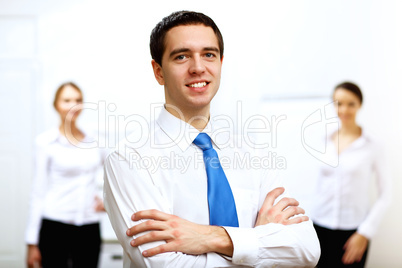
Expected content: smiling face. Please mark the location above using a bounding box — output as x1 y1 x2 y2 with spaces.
333 88 361 124
152 24 223 117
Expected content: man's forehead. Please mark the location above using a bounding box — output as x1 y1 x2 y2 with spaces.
164 24 219 53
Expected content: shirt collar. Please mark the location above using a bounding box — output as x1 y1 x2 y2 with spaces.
353 128 372 148
49 128 90 146
328 127 371 149
156 107 222 152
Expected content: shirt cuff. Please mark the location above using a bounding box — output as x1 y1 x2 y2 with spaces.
223 226 258 266
25 228 39 245
357 225 373 239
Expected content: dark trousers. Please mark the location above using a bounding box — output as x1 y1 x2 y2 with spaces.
314 223 369 268
38 219 101 268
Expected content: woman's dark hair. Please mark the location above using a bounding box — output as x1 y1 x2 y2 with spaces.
334 81 363 104
53 82 83 110
150 11 224 66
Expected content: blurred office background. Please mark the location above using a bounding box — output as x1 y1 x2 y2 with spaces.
0 0 401 267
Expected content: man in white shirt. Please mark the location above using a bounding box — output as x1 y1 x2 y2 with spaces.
104 11 320 267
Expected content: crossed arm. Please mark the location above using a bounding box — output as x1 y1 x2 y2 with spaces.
126 187 309 258
104 151 320 267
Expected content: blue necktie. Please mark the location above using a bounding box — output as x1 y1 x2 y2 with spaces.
193 133 239 227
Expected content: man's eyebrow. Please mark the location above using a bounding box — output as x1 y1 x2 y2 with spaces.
169 47 220 58
203 47 220 53
169 48 190 58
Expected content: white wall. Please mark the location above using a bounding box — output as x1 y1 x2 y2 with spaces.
1 0 401 267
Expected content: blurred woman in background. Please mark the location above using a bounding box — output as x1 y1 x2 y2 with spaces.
26 82 106 268
312 82 392 267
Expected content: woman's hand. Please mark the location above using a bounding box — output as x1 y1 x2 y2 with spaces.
94 196 105 212
342 232 369 265
27 244 41 268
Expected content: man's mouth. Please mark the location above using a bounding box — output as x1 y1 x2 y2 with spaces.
187 82 208 88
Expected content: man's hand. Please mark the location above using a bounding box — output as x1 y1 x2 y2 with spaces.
27 244 41 268
126 209 233 257
255 187 309 226
342 232 368 265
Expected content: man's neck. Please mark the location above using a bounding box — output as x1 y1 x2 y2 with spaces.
165 104 210 131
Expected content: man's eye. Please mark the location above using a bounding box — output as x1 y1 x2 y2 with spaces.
205 53 215 58
176 55 187 60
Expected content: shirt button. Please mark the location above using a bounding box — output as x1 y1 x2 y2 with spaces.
239 259 243 263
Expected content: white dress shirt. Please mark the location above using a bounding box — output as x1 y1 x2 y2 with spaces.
25 128 105 245
104 107 320 268
311 130 392 239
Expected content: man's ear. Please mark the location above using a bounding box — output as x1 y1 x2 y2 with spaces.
151 59 165 85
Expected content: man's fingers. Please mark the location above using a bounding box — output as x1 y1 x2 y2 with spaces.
275 205 307 224
127 219 167 236
127 209 174 236
141 242 180 257
285 215 309 225
132 209 171 221
282 206 305 219
274 206 306 224
256 187 309 226
274 197 300 213
259 187 285 213
130 230 173 247
268 187 285 200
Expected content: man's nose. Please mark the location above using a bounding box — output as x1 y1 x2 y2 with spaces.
189 56 206 74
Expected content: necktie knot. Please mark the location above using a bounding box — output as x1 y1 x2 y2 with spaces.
193 133 212 151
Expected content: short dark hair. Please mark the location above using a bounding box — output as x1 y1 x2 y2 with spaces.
150 11 224 66
334 81 363 104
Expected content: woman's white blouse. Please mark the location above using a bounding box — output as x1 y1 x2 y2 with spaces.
311 130 392 239
25 129 105 245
